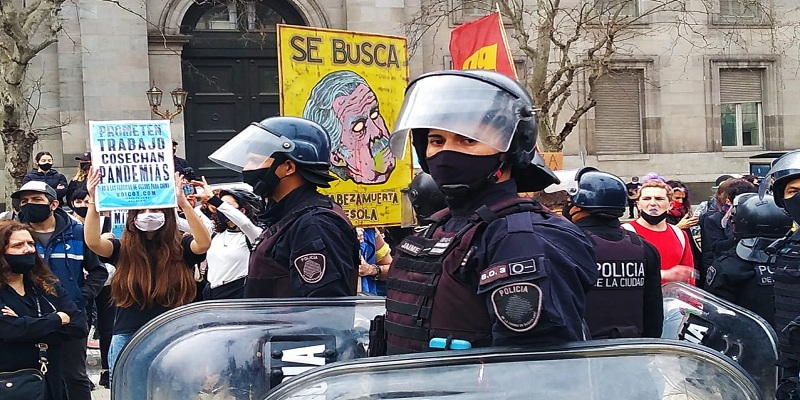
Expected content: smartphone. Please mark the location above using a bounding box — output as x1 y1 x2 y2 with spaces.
182 184 195 196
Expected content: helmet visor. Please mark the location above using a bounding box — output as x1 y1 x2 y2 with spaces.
544 169 581 195
389 75 527 158
758 150 800 200
209 124 296 172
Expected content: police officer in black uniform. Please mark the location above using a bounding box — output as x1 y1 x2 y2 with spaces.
382 70 598 354
209 116 360 298
706 193 792 327
757 150 800 397
560 167 663 339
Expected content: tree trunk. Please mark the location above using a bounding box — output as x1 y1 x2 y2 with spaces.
1 77 38 199
538 119 563 153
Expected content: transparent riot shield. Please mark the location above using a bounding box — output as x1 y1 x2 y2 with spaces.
267 339 763 400
662 282 778 398
112 298 385 400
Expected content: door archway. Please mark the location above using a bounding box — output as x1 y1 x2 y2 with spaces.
180 1 306 182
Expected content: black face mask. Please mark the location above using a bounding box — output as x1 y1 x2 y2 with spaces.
72 206 88 219
640 211 668 225
426 151 503 198
38 163 52 171
242 168 281 199
80 163 91 171
242 156 286 199
784 193 800 225
5 253 37 275
18 203 53 223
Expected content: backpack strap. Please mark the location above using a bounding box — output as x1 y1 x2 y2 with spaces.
669 224 686 254
621 222 636 232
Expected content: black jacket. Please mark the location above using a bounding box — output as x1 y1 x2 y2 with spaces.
0 279 88 400
22 169 68 201
575 215 664 338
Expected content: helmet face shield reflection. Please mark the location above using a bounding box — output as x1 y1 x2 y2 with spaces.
389 74 529 158
758 150 800 203
209 124 295 172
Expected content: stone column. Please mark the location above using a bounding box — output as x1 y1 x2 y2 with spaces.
78 0 152 127
148 36 190 156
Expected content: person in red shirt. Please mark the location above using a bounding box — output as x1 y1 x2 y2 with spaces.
623 180 695 284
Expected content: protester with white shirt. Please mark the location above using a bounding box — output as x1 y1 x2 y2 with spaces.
195 179 263 299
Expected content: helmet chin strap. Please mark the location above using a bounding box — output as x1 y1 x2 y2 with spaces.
439 160 506 198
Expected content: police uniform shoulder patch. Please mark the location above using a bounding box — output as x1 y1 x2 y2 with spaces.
491 282 543 332
293 253 326 284
706 265 717 286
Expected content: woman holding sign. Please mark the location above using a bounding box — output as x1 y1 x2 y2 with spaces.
82 168 211 382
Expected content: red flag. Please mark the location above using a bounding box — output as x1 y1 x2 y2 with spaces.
449 12 517 79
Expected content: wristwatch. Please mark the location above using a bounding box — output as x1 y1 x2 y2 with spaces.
372 264 381 277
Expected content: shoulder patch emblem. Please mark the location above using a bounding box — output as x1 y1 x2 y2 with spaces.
293 253 326 284
491 282 543 332
479 264 509 286
706 265 717 286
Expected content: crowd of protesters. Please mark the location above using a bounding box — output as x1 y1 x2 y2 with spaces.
0 137 785 398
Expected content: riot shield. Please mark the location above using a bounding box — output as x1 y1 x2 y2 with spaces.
112 298 385 400
662 282 778 398
267 339 763 400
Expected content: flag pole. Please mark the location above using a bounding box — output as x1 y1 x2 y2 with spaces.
495 2 518 80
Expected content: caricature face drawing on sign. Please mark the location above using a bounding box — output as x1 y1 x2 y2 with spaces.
303 70 395 185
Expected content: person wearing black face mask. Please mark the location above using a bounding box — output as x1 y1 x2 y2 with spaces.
68 189 115 388
11 181 106 400
22 151 68 207
755 150 800 392
0 220 88 400
379 70 598 355
621 180 696 285
208 116 360 299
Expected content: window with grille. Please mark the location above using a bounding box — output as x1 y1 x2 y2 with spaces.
719 69 763 148
593 70 644 154
451 0 493 24
714 0 766 25
593 0 638 17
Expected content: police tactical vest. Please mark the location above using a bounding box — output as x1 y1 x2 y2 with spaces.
244 198 357 298
385 197 546 354
770 239 800 373
714 253 775 326
582 230 646 339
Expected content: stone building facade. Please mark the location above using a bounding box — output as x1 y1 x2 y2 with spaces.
18 0 800 194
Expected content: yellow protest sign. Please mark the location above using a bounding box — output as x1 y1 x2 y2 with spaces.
278 25 411 228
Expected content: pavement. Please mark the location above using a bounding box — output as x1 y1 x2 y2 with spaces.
88 347 111 400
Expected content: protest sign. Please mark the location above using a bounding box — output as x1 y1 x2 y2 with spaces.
89 120 177 211
110 210 128 239
277 25 412 227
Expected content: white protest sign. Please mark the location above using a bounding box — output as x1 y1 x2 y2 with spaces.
89 120 176 211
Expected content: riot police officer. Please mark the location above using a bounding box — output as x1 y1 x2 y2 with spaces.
758 150 800 393
706 193 792 327
382 70 598 354
561 167 663 339
209 116 360 298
